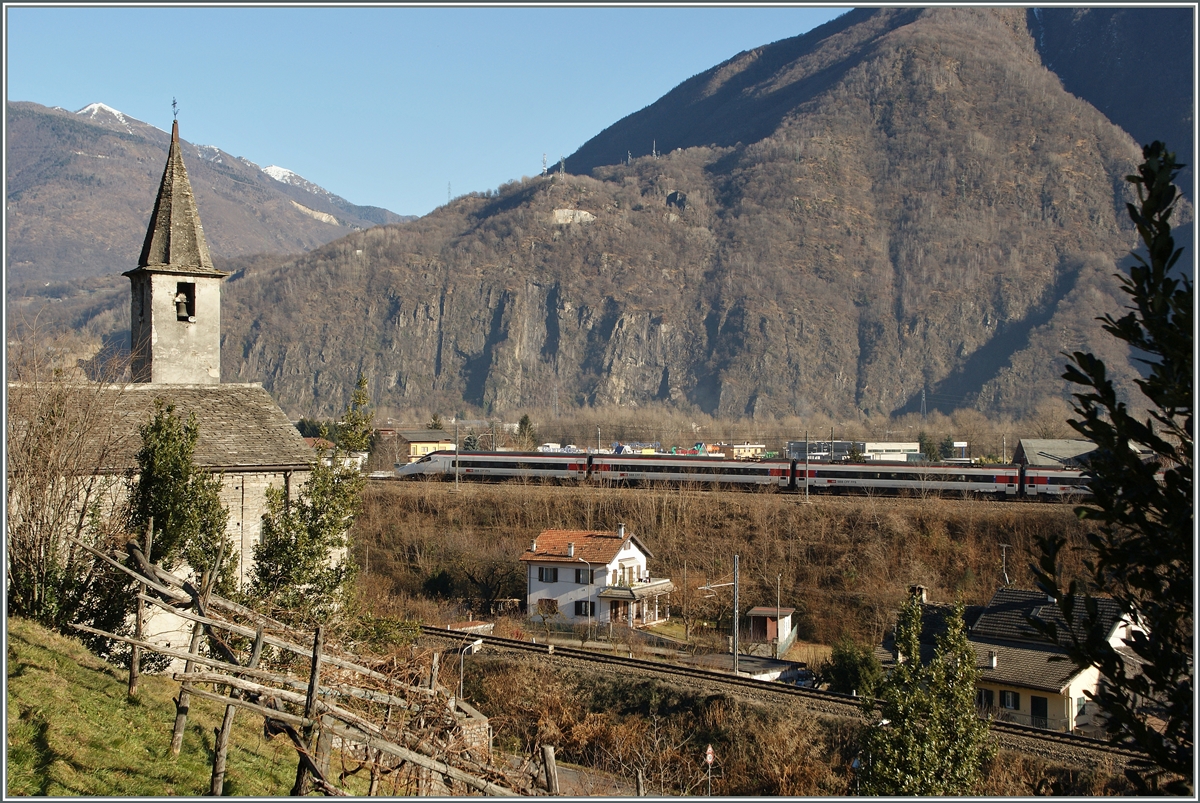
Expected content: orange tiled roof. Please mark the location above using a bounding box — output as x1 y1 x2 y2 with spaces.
519 528 648 564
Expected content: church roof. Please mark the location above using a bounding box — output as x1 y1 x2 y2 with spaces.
47 383 315 473
126 120 227 278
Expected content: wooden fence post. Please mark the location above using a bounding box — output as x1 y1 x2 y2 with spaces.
290 625 324 796
170 618 205 756
541 744 559 795
127 517 152 697
210 623 264 795
367 703 393 796
429 651 440 690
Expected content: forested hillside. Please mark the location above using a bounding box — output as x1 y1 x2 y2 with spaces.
11 7 1191 423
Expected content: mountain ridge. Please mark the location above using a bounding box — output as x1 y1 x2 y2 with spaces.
5 100 412 286
7 8 1192 425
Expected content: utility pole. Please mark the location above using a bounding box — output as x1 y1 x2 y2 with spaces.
921 387 927 420
455 422 460 492
683 562 689 641
804 429 810 501
732 554 740 676
775 573 781 659
597 427 601 453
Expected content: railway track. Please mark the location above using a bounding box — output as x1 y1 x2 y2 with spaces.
420 626 1146 772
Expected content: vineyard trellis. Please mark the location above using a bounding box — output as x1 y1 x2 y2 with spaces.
65 531 551 796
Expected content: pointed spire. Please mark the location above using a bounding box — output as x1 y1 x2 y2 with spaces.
136 120 218 272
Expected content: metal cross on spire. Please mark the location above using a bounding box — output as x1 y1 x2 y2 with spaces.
172 97 179 120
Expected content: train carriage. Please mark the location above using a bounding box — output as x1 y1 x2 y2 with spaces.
395 450 587 481
799 462 1014 497
590 453 792 488
394 450 1091 500
1022 467 1091 497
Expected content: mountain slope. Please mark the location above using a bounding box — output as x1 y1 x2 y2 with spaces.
11 8 1189 423
218 7 1165 419
5 101 410 285
1027 7 1194 200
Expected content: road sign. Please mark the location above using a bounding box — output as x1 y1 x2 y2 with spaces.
705 744 714 765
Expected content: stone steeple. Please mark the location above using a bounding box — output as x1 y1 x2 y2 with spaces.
136 120 219 271
124 120 230 384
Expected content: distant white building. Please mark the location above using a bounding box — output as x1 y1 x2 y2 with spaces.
519 525 673 629
787 440 923 462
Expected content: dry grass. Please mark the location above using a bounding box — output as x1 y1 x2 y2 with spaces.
352 480 1098 646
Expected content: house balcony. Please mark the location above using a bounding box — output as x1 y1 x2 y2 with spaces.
979 706 1070 733
597 578 674 628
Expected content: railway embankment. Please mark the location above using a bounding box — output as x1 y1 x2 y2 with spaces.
422 627 1139 795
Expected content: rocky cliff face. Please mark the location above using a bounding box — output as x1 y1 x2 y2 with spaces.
16 9 1191 423
216 7 1177 421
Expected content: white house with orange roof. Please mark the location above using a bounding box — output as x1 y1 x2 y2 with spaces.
519 524 674 630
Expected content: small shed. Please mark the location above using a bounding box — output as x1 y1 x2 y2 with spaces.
746 606 797 657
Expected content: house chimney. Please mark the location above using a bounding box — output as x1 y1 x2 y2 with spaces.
567 542 575 557
530 540 537 553
988 650 998 669
618 523 626 539
909 584 927 603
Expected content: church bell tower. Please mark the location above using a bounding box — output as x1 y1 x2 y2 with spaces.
125 119 229 384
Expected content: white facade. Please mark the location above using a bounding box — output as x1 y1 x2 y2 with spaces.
521 527 672 629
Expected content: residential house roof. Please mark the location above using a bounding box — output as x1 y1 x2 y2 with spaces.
519 528 653 565
875 634 1086 694
971 588 1124 647
1012 439 1096 467
396 429 456 443
874 589 1127 695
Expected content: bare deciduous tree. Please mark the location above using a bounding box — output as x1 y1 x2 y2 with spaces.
6 329 132 631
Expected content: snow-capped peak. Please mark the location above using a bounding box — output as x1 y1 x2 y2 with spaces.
263 165 300 184
263 165 340 205
76 102 127 124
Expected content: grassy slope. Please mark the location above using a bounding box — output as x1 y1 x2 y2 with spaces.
5 617 334 797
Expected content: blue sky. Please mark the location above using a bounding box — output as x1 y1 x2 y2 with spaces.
5 5 850 217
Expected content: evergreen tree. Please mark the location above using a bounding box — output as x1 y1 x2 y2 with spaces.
823 635 883 696
858 596 994 795
1032 142 1193 793
129 399 231 593
516 414 538 450
338 373 374 452
427 412 445 431
246 443 363 627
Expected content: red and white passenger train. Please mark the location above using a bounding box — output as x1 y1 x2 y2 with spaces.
394 451 1091 499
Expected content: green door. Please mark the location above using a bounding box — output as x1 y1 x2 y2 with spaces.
1031 695 1048 729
